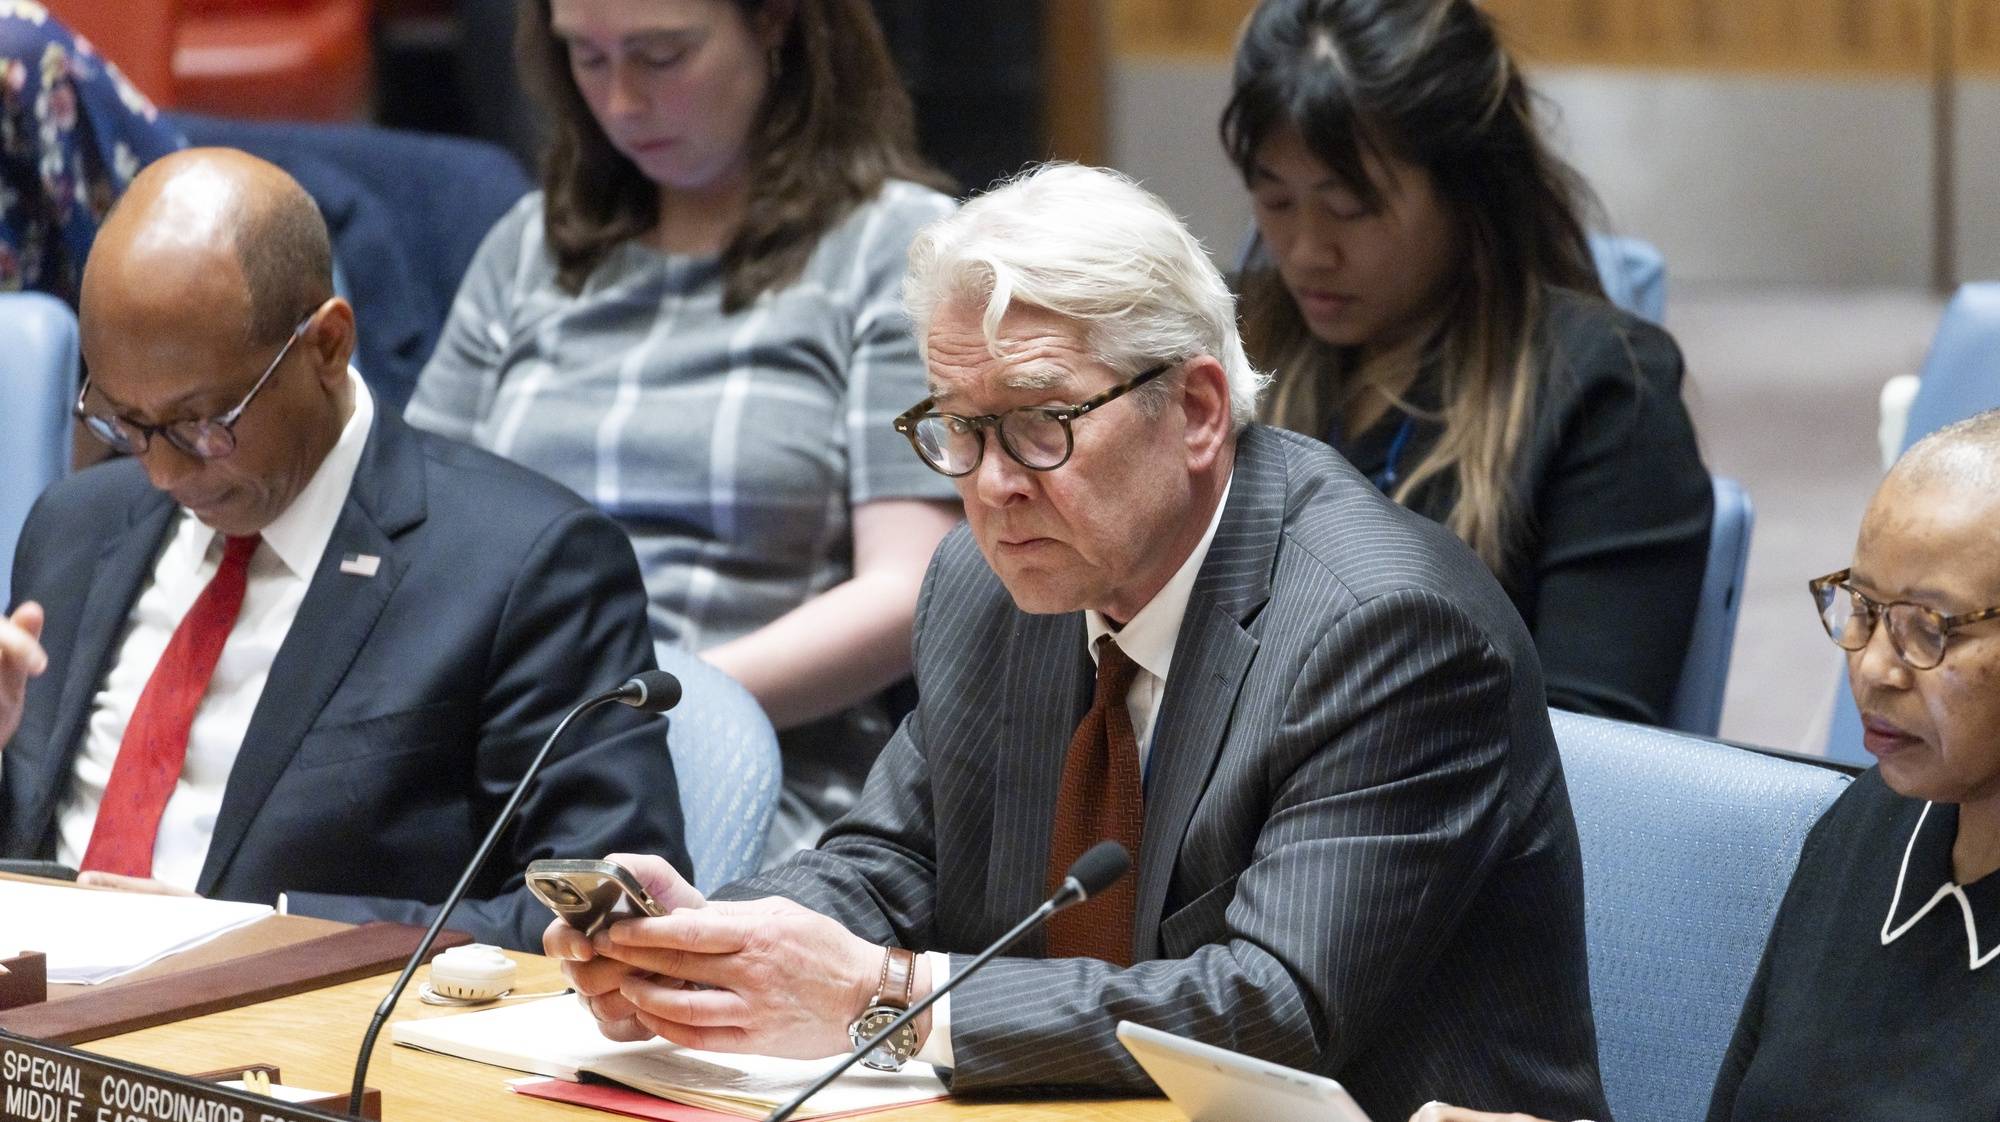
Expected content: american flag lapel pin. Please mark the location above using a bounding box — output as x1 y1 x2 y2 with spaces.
339 552 382 578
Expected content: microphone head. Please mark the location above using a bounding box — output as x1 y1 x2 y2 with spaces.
1066 841 1131 900
620 670 682 713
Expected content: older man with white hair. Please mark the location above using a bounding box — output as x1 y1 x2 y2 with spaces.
545 164 1610 1122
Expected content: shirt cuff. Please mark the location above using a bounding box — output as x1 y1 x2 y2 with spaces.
912 951 954 1070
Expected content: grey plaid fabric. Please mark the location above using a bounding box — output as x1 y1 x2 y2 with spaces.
406 181 960 652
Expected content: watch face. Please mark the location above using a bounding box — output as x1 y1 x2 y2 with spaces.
851 1007 915 1071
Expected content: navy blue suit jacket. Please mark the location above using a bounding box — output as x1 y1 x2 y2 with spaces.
2 408 689 949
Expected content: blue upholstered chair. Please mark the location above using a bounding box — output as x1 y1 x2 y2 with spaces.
1896 282 2000 451
1 293 79 609
652 641 782 892
1552 710 1851 1122
1587 233 1668 325
1665 476 1754 737
1827 282 2000 765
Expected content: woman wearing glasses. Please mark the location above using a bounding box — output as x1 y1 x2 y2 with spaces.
1417 410 2000 1120
1221 0 1711 725
405 0 961 856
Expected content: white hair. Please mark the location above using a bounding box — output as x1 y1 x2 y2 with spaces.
903 163 1266 427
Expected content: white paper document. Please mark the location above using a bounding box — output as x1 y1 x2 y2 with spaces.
392 995 947 1119
0 880 273 984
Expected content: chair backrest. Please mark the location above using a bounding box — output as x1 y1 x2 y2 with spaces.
1552 709 1850 1122
652 642 781 893
45 0 181 106
1899 282 2000 450
170 114 533 414
1826 281 2000 765
0 294 80 609
1665 475 1754 736
1586 233 1668 325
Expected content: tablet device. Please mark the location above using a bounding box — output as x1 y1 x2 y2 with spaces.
1116 1020 1376 1122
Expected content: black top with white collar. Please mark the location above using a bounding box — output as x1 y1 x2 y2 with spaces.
1708 769 2000 1120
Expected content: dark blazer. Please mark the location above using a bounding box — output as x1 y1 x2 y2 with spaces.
717 425 1610 1122
1707 771 2000 1121
1337 287 1712 726
2 407 690 950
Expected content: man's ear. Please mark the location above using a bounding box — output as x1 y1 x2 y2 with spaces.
307 297 358 388
1179 356 1233 472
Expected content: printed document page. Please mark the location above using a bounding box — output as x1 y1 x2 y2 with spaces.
393 995 945 1119
0 880 273 984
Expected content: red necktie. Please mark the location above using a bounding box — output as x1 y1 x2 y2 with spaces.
1045 636 1144 966
81 534 261 878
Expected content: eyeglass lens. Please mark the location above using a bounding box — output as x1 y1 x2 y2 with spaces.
84 414 238 460
912 409 1072 475
1817 585 1947 668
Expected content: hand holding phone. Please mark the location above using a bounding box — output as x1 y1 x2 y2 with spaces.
527 858 667 937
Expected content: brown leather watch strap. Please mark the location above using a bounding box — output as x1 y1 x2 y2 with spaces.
877 947 916 1011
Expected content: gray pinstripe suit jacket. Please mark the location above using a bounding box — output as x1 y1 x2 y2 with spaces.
716 425 1610 1121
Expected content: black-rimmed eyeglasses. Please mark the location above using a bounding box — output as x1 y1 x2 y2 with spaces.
1809 567 2000 670
893 362 1175 478
74 304 324 461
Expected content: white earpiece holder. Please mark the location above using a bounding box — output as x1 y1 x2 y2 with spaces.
421 944 519 1005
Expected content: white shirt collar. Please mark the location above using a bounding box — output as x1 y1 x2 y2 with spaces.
1085 473 1234 680
179 368 373 581
1881 800 2000 971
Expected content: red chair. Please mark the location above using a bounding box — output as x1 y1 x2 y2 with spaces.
173 0 374 121
44 0 180 108
46 0 372 121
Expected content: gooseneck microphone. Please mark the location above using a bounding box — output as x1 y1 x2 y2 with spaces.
764 840 1132 1122
346 670 680 1115
610 669 681 713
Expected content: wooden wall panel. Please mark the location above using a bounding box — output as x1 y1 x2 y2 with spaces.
1110 0 2000 75
1112 0 1252 56
1966 0 2000 69
1047 0 1112 165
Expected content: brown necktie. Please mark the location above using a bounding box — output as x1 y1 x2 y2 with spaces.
1045 636 1144 966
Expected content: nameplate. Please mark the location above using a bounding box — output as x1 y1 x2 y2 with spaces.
0 1030 349 1122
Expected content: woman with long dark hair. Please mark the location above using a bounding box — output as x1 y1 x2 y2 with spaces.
1222 0 1711 725
407 0 962 855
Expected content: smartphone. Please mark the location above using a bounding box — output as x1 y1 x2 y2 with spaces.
526 858 667 936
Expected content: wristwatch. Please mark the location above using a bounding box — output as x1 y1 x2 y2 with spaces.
848 946 918 1071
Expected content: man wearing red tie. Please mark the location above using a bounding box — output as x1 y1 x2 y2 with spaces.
0 148 689 949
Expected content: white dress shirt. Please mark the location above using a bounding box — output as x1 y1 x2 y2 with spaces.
916 474 1234 1070
56 371 374 891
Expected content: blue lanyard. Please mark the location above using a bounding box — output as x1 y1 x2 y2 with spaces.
1371 416 1416 491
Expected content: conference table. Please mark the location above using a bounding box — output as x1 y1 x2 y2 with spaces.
63 932 1179 1122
